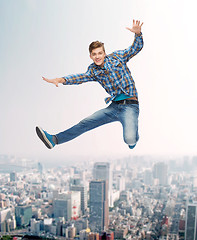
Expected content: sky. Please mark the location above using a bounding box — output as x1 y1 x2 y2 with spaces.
0 0 197 162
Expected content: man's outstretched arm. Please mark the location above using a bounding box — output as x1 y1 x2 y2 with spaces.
113 19 144 63
42 66 95 87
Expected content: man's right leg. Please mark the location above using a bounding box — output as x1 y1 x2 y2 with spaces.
56 104 117 144
36 104 118 148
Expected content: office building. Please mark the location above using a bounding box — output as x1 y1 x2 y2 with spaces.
53 191 81 221
15 205 32 227
93 162 113 207
10 171 17 182
185 201 197 240
89 180 109 232
0 208 12 232
30 219 41 235
153 162 168 185
37 162 43 174
70 184 87 215
143 169 154 185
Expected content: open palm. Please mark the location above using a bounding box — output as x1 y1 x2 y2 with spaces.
126 19 143 34
42 76 59 87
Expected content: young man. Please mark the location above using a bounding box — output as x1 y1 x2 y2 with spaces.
36 19 144 150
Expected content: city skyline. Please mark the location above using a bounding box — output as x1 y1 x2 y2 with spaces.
1 154 197 238
1 0 197 161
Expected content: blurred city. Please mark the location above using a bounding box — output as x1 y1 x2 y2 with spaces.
0 154 197 240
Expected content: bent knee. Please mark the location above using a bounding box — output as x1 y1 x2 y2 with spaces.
123 134 138 146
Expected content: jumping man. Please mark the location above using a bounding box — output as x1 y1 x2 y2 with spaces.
36 19 144 150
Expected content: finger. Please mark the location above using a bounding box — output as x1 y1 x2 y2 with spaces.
140 22 144 27
133 19 135 25
126 27 132 31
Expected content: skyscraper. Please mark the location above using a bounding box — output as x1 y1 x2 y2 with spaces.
10 171 17 182
15 205 32 227
185 201 197 240
89 180 109 232
153 162 168 186
144 169 153 185
93 162 113 207
37 162 43 174
70 184 87 215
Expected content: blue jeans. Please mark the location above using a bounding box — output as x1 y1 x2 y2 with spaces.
56 102 139 148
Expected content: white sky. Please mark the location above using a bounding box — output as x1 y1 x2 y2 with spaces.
0 0 197 161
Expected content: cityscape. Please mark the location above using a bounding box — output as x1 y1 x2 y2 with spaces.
0 154 197 240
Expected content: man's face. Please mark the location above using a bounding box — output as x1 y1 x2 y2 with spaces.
90 47 106 67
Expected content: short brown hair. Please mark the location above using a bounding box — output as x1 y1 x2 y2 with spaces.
89 41 105 54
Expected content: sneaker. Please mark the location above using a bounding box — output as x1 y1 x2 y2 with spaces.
36 126 55 149
128 144 136 149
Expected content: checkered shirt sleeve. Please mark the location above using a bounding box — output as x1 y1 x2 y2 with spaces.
62 66 95 85
113 33 143 63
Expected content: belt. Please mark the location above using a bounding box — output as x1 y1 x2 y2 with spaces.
113 99 139 105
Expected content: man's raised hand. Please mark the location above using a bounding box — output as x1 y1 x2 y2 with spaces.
126 19 143 34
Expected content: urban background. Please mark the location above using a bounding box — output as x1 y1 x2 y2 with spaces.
0 154 197 239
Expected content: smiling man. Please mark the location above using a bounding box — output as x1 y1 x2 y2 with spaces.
89 42 106 67
36 20 144 150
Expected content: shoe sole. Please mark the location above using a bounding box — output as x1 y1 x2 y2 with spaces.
36 126 53 149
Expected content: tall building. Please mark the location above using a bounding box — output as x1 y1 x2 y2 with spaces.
89 180 109 232
37 162 43 174
0 208 12 232
70 185 87 215
144 169 153 185
10 171 17 182
185 201 197 240
53 191 81 221
15 205 32 227
30 219 41 235
93 162 113 207
54 199 69 221
153 162 168 185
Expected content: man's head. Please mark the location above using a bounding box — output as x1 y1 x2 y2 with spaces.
89 41 106 67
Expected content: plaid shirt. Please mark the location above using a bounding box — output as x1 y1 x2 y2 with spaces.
63 33 143 104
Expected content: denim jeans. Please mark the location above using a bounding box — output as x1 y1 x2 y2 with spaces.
56 102 139 148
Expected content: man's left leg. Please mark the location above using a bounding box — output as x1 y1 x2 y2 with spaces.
119 103 139 149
